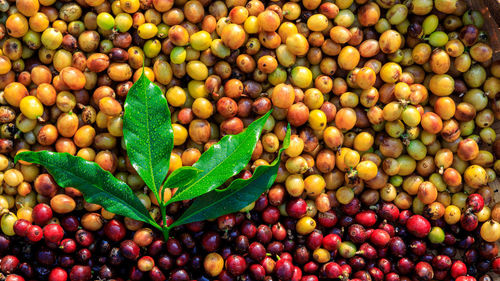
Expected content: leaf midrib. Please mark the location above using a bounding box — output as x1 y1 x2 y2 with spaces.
142 80 157 194
48 162 152 223
176 134 251 199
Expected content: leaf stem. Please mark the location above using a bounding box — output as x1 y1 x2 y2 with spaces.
159 203 170 240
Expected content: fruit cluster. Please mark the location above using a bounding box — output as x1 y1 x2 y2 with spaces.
0 0 500 279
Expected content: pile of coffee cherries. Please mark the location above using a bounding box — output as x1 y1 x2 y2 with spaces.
0 0 500 279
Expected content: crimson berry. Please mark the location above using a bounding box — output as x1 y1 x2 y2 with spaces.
451 261 468 278
432 255 452 270
261 256 275 274
13 219 31 237
217 214 236 231
166 238 183 256
262 206 280 224
255 224 272 244
397 257 414 275
370 229 390 248
185 221 204 232
406 215 431 238
241 221 257 239
0 255 19 274
120 240 140 260
358 242 377 259
492 257 500 274
170 269 189 281
43 224 64 244
286 198 307 219
348 224 367 244
301 275 319 281
378 203 400 222
306 230 323 250
324 262 342 279
272 223 287 241
48 267 68 281
267 241 284 256
129 266 144 281
5 274 24 281
377 258 391 274
201 232 221 252
322 234 341 251
275 259 294 280
249 242 266 261
317 210 338 228
292 266 302 281
60 238 77 253
388 237 406 257
225 255 246 276
385 272 400 281
342 198 361 215
77 248 92 263
249 264 265 280
27 225 43 242
354 210 377 227
104 219 126 242
70 265 91 281
460 212 478 231
75 229 94 247
466 193 484 212
303 261 318 273
369 267 384 281
415 261 434 281
60 216 79 232
398 210 412 225
32 203 53 226
456 277 477 281
409 240 426 256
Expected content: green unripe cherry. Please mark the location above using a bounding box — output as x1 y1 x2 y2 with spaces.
96 12 115 31
170 46 187 64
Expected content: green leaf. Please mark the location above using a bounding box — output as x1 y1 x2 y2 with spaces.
15 151 160 229
123 71 173 201
169 123 291 228
160 166 202 203
167 111 272 204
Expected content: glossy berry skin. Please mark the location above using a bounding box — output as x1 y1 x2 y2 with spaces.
378 203 400 222
275 259 294 280
13 219 31 237
492 257 500 274
451 261 468 278
0 255 19 274
32 203 53 225
120 240 140 260
322 234 341 251
104 219 126 242
43 224 64 243
406 215 431 238
48 267 67 281
432 255 452 270
225 255 246 276
370 229 390 248
27 225 43 242
5 275 24 281
466 194 484 212
286 198 307 219
60 216 79 232
415 262 434 281
69 265 91 281
60 238 77 253
355 210 377 227
75 230 94 247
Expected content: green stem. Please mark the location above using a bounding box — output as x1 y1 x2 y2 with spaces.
162 226 170 241
159 204 170 240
